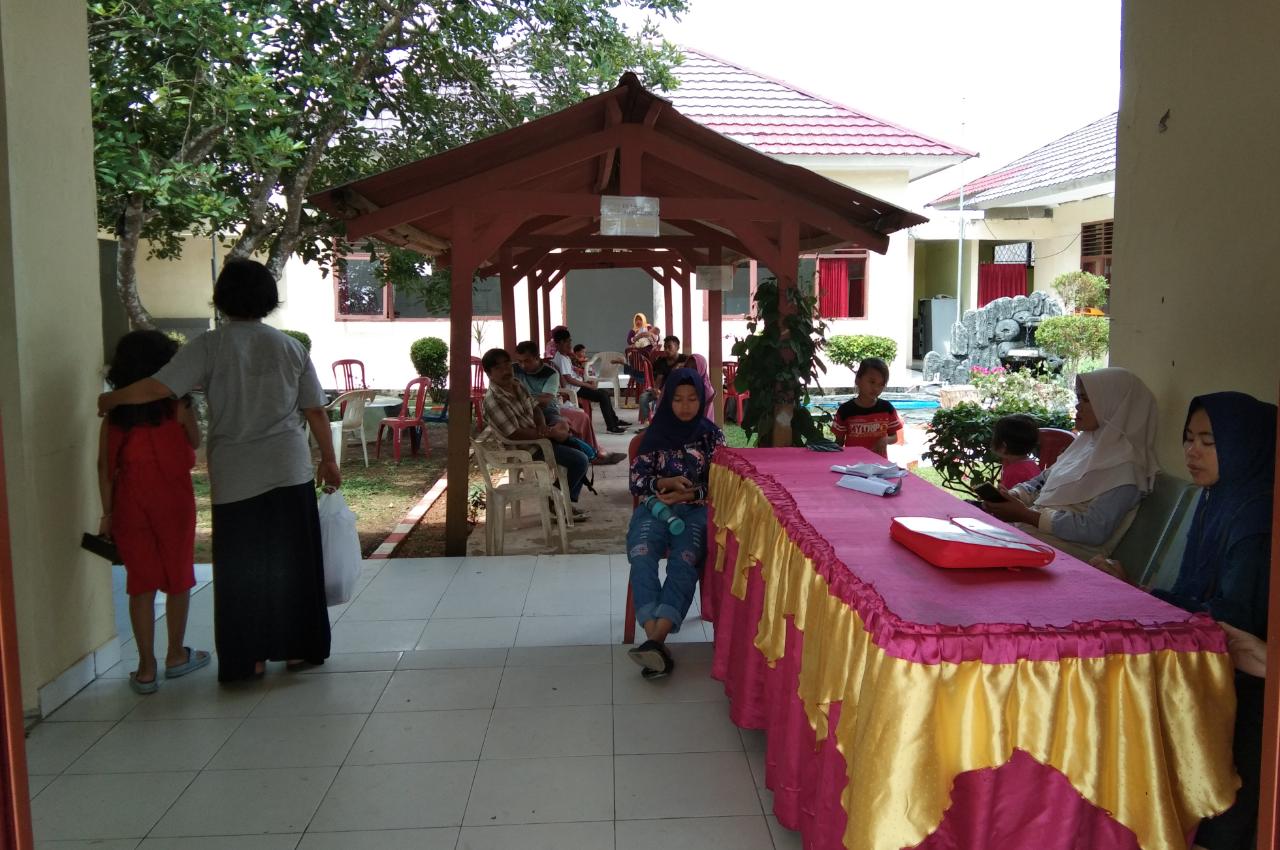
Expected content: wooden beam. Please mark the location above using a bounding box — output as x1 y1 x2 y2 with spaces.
345 126 623 241
661 273 674 335
594 97 623 193
470 212 527 269
642 99 664 127
445 207 477 556
541 279 552 341
335 189 450 253
620 140 642 196
527 270 541 352
679 264 692 351
1261 402 1280 850
499 247 517 354
725 218 784 273
708 245 724 426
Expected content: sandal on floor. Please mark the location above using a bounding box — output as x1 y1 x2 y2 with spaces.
627 640 673 677
129 672 158 695
164 647 211 679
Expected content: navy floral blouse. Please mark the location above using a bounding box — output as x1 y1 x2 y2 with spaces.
629 430 725 501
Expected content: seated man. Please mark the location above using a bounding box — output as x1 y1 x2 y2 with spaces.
551 327 630 434
512 341 625 465
481 348 590 521
638 335 686 422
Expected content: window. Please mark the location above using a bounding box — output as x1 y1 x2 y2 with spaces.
1080 219 1113 281
336 256 501 320
722 262 753 316
817 253 868 318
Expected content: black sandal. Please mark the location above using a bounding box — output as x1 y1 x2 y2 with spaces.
628 640 674 678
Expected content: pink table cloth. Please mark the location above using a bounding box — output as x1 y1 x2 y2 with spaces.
703 447 1239 850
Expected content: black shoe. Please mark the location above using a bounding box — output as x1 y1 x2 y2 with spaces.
627 639 673 677
591 451 627 466
607 425 628 434
615 419 633 427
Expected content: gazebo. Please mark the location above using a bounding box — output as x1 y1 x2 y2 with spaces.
310 72 926 555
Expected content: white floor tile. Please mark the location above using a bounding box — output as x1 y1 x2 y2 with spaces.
458 821 615 850
374 668 501 712
139 836 302 849
740 727 767 753
329 619 427 653
67 718 239 774
496 664 612 707
26 773 56 799
295 651 402 674
766 815 804 849
482 705 612 759
251 671 391 718
36 840 140 849
150 767 336 836
615 816 774 850
416 618 520 650
611 654 727 705
208 714 367 769
514 615 612 646
32 771 195 840
504 645 611 667
521 587 611 617
44 679 142 723
24 721 114 775
613 701 743 754
615 752 760 820
398 648 508 669
309 762 475 831
347 709 490 764
296 827 458 850
746 750 775 811
340 593 445 622
464 756 614 825
125 676 269 721
434 586 530 619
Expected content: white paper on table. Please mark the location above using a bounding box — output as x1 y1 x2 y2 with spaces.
830 462 907 479
836 474 900 497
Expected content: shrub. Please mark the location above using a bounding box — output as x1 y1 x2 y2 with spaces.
827 334 897 370
281 329 312 351
410 337 449 394
969 365 1074 412
1050 270 1109 312
1035 315 1109 367
467 481 486 524
924 402 1075 497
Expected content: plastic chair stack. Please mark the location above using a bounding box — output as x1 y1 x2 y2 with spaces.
325 389 376 467
472 428 572 555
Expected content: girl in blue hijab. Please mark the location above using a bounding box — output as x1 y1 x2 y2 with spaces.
625 368 725 679
1155 391 1275 850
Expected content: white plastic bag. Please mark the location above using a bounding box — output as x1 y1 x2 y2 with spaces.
318 490 361 606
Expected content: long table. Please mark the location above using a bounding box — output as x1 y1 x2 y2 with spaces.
702 447 1239 850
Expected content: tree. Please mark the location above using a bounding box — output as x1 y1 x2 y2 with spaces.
89 0 687 328
1050 270 1109 312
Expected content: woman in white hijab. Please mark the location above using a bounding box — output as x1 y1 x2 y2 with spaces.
981 367 1159 565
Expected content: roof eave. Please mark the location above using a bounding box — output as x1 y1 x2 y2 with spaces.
929 171 1116 211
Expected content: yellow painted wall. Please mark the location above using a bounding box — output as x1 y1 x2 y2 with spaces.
0 0 114 711
131 235 220 319
1111 0 1280 469
980 194 1114 294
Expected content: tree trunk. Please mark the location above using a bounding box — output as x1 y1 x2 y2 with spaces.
116 195 155 330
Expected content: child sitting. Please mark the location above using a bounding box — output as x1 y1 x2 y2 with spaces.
992 413 1041 488
831 357 902 457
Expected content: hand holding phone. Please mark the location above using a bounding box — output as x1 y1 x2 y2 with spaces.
975 482 1007 502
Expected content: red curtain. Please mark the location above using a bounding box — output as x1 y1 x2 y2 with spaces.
977 263 1027 306
818 258 849 317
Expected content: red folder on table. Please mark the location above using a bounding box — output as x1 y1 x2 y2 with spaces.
890 516 1055 569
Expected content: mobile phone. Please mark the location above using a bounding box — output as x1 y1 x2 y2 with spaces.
975 482 1007 502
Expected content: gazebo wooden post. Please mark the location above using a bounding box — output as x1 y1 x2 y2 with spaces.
499 247 517 354
1260 399 1280 850
707 245 724 425
678 265 692 351
661 273 674 337
445 208 478 555
770 220 801 445
527 268 541 352
541 272 552 341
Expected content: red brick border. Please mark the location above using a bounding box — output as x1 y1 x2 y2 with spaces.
368 478 448 559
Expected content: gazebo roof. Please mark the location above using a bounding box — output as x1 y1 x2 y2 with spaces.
310 72 927 267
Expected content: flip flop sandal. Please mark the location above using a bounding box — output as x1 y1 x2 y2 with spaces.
129 672 159 695
164 647 211 679
627 640 666 672
640 666 669 681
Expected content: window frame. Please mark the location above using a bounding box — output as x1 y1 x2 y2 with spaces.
333 251 503 322
815 250 870 320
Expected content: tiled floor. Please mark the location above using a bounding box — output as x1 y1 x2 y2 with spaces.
27 554 801 849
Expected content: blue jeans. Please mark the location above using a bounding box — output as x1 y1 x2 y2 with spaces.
626 502 707 632
548 441 589 503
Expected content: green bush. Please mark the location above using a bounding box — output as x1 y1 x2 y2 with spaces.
281 329 312 352
1050 270 1109 311
969 365 1074 412
924 402 1074 498
827 334 897 370
1035 315 1109 365
410 337 449 394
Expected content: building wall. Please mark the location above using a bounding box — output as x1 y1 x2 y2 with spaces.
1111 0 1280 469
0 0 115 712
981 194 1115 293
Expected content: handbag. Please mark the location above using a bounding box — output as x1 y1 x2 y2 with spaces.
318 489 362 605
80 532 121 564
890 516 1056 569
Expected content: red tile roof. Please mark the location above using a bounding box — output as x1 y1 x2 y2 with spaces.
931 112 1116 209
668 49 973 160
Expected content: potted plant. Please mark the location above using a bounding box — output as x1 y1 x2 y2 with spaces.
730 277 828 446
409 336 449 401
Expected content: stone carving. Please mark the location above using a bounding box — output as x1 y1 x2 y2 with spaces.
924 292 1066 383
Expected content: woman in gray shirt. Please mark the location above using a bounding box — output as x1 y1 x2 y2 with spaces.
99 259 339 682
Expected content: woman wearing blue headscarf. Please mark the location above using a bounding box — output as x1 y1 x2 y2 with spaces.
625 367 725 679
1154 392 1275 850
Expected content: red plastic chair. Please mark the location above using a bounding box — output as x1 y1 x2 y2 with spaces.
623 350 655 413
1037 427 1076 471
722 360 750 424
470 356 487 431
332 359 367 392
623 433 645 644
376 377 431 462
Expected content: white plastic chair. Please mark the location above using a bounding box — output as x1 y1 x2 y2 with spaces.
326 389 376 467
588 350 628 409
472 429 571 554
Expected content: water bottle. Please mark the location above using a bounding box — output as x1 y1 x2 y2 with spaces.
643 496 685 534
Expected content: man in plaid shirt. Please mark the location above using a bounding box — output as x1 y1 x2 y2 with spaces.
481 348 590 520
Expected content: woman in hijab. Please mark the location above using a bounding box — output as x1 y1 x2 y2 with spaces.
625 312 659 353
625 367 725 680
982 367 1160 563
687 353 718 421
1154 392 1274 850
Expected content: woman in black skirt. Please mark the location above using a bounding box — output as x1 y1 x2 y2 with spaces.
98 259 338 682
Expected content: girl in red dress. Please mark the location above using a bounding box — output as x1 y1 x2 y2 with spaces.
98 330 206 694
